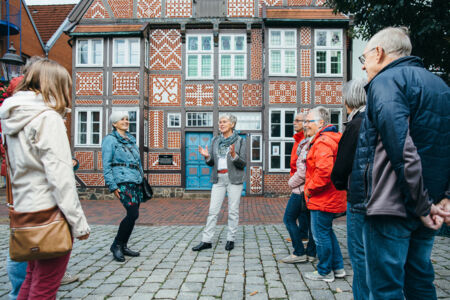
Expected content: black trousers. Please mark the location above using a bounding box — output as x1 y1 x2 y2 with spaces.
115 203 140 244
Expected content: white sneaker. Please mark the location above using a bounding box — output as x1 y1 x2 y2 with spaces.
280 254 307 264
334 268 346 278
60 273 79 285
304 270 335 282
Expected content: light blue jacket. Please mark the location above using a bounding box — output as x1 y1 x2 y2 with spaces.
102 130 143 192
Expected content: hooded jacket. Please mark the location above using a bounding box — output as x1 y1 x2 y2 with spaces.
0 91 90 237
305 125 347 213
290 131 305 177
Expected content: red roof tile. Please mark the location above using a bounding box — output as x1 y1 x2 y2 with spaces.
28 4 75 44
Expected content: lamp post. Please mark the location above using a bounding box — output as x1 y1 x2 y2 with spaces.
0 43 24 83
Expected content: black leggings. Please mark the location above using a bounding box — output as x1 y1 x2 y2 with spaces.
115 204 139 244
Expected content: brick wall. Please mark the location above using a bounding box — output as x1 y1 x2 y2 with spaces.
264 174 291 195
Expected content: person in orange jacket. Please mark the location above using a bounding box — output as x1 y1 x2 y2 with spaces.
303 106 347 283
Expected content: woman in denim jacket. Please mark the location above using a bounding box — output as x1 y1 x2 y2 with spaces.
102 111 143 262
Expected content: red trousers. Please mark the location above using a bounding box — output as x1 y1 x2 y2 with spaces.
17 252 71 300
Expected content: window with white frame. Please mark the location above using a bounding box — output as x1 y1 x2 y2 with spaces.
330 108 342 132
219 34 246 79
219 112 261 131
251 134 262 162
269 29 297 76
145 39 149 69
186 34 214 79
314 29 343 76
76 39 103 66
168 113 181 128
111 108 139 144
269 109 296 171
75 108 102 146
113 38 140 66
186 112 213 127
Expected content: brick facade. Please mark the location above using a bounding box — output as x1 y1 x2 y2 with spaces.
165 0 192 18
269 81 297 104
150 75 181 106
185 84 214 106
83 0 110 19
150 29 181 70
76 72 103 96
137 0 161 18
149 174 181 186
107 0 133 18
251 29 263 81
264 174 291 195
243 84 263 107
218 84 239 106
228 0 254 17
112 72 139 96
314 81 343 105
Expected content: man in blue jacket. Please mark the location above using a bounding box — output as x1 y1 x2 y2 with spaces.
350 27 450 299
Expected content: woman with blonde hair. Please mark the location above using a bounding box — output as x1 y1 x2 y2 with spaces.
0 58 90 299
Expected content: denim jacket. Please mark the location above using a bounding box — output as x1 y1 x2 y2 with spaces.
102 130 143 192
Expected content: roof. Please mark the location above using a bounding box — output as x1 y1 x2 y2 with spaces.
266 8 348 20
28 4 75 43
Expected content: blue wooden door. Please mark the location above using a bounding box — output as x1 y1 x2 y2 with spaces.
186 132 213 190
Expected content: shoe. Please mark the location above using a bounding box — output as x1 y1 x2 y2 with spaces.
225 241 234 251
302 238 309 244
304 271 335 282
192 242 212 251
280 254 307 263
60 272 79 285
122 245 140 257
307 255 316 262
110 241 125 262
334 268 346 278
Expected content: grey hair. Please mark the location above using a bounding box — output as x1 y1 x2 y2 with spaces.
219 113 237 128
110 111 129 125
366 27 412 58
310 106 330 125
343 78 367 109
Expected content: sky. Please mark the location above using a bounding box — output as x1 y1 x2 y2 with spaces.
25 0 80 5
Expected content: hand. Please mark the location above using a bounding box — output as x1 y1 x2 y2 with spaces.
230 144 236 158
77 233 90 240
72 159 77 167
114 189 120 199
436 198 450 225
420 204 450 230
198 145 210 158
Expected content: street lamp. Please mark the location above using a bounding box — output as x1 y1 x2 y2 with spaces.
0 43 24 83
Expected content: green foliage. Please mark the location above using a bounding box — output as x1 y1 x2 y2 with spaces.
327 0 450 83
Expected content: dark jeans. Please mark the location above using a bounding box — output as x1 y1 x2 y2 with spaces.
363 214 437 300
347 203 369 300
283 193 316 257
116 203 140 245
310 210 344 276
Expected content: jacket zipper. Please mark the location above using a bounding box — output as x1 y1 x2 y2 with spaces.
363 162 370 201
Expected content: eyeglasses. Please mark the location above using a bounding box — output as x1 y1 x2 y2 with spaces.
294 119 304 123
303 119 317 124
358 47 376 64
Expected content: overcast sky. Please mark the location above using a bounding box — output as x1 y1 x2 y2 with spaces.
25 0 80 5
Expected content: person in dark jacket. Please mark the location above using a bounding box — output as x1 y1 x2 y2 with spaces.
331 78 367 300
351 27 450 299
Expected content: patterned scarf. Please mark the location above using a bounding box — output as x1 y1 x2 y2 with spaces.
217 131 239 158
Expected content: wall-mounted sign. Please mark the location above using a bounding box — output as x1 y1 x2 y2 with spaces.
159 154 173 165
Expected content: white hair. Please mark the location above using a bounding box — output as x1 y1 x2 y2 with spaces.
110 111 128 125
343 78 367 109
310 106 330 125
366 27 412 58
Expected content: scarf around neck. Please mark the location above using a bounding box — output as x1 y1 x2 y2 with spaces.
217 131 239 157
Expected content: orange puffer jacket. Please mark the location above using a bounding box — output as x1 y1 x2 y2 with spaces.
305 125 347 213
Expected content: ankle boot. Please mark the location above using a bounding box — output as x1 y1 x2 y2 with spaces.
110 241 125 262
122 244 140 257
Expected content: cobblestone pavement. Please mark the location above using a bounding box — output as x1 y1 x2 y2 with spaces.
0 224 448 300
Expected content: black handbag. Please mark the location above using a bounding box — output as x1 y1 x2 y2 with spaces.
141 177 153 202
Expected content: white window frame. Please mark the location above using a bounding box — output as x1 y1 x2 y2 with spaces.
186 34 214 80
167 113 181 128
268 29 297 76
186 112 213 127
251 134 263 163
269 108 296 172
76 39 103 67
219 112 261 131
112 38 140 67
74 107 103 147
145 39 149 69
314 29 343 77
111 107 140 145
330 108 343 133
219 34 247 80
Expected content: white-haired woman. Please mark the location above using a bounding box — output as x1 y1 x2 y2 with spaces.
192 114 246 252
102 111 143 262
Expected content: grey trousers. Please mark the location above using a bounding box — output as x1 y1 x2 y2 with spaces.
202 173 243 243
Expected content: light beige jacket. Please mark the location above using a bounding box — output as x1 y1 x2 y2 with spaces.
0 91 90 237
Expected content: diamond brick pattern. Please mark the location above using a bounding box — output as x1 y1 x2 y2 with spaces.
97 152 102 170
264 174 291 194
251 29 263 80
83 0 110 18
149 173 181 186
76 72 103 96
301 107 310 114
250 166 263 194
77 173 105 186
301 81 311 104
150 29 181 70
300 27 311 46
166 0 192 18
243 84 262 107
167 131 181 149
259 0 282 16
301 49 311 77
150 110 164 149
218 84 239 106
107 0 132 18
185 84 214 106
75 99 103 105
315 0 326 6
315 81 343 104
228 0 254 17
288 0 312 5
269 81 297 104
74 151 94 170
112 99 140 105
137 0 161 18
112 72 139 96
149 153 181 170
150 75 181 106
